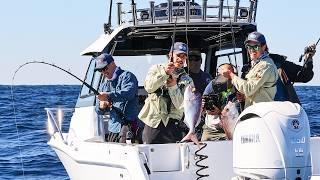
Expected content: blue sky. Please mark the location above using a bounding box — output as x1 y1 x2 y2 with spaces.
1 0 319 85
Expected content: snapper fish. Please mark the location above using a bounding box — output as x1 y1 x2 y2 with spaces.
220 101 239 140
181 84 202 147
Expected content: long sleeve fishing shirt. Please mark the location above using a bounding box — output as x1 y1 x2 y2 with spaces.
96 67 139 133
138 64 191 128
232 55 278 108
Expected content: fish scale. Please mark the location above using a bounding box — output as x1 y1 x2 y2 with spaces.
181 84 202 146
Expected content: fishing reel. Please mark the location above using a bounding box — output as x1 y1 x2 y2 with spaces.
173 68 194 87
299 44 317 62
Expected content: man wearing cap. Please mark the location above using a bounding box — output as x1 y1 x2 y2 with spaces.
95 53 139 143
138 42 193 144
240 46 316 104
221 31 278 108
186 50 212 94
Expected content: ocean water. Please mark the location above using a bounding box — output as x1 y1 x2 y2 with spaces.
0 85 319 180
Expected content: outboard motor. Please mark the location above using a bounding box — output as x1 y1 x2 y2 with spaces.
233 101 311 180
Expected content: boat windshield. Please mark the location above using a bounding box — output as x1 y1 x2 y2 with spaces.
114 53 207 86
216 48 244 75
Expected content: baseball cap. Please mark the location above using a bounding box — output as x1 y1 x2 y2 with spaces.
188 50 202 61
245 31 266 45
171 42 188 54
94 53 114 70
189 50 201 57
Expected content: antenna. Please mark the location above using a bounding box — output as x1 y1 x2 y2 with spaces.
104 0 113 34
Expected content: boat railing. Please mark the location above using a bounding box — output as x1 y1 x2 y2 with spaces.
45 108 74 143
115 0 257 27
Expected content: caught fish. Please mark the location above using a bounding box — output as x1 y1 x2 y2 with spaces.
181 84 202 147
220 101 239 140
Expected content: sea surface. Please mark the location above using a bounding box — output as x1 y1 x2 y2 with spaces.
0 85 320 180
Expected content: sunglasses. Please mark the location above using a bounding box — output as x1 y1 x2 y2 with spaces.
189 55 201 62
245 44 260 51
97 65 108 72
176 53 187 59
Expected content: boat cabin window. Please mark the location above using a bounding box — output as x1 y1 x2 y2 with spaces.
113 53 208 87
114 55 166 86
198 53 207 71
76 58 101 107
215 48 244 77
75 53 209 108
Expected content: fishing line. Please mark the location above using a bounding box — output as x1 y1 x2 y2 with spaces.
10 85 25 179
10 60 101 178
226 0 238 72
185 5 190 75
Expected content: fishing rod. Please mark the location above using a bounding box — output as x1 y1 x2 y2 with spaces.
299 37 320 62
104 0 113 34
170 1 179 63
10 60 100 178
13 61 100 95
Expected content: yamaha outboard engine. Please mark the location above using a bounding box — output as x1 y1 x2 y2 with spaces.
233 101 311 180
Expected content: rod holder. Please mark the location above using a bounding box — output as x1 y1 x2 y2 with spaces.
253 0 258 22
150 1 155 24
168 0 173 23
185 0 190 22
234 0 240 22
202 0 207 21
248 0 254 23
131 2 137 25
218 0 224 21
117 2 123 25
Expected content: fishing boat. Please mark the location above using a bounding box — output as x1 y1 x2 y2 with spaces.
46 1 320 179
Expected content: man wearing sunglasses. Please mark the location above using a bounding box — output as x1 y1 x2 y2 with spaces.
221 31 278 108
139 42 193 144
241 47 316 104
95 53 139 143
240 40 316 105
186 50 212 94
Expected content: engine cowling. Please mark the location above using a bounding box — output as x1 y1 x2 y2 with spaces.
233 101 311 179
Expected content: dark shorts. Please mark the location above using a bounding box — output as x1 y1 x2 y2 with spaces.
142 119 183 144
106 124 131 143
106 123 144 143
106 132 121 142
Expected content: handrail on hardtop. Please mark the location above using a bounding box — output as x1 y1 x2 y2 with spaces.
114 0 257 27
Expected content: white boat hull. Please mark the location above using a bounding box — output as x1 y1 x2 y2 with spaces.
48 134 320 180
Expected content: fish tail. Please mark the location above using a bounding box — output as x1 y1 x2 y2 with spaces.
181 131 200 148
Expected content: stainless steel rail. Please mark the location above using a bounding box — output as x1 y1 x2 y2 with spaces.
114 0 258 28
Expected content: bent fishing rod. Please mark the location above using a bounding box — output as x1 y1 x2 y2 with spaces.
11 60 101 178
13 61 100 95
